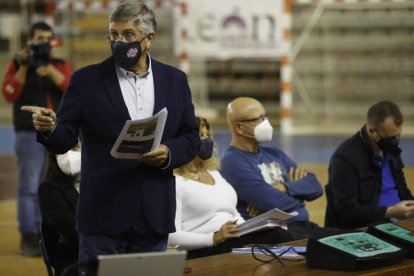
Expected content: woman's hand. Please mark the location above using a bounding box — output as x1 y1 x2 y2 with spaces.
213 220 240 246
246 203 262 218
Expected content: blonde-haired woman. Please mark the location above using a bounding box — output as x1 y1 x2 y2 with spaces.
168 117 292 259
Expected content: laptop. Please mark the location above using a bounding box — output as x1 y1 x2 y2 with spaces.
97 251 187 276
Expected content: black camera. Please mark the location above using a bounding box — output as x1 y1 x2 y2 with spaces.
28 42 51 67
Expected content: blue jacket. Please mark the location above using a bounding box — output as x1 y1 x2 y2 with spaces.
325 126 413 229
38 57 200 235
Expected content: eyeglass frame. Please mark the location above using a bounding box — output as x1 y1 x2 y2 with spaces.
237 115 269 125
106 29 151 43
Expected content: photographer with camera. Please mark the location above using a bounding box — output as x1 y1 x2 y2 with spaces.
1 21 71 256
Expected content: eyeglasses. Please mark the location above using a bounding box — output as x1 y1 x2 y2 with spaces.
377 132 400 141
238 115 269 125
374 128 400 141
106 30 145 43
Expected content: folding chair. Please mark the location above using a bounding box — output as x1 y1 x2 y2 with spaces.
39 220 58 276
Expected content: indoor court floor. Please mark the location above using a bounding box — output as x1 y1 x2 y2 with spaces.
1 127 414 275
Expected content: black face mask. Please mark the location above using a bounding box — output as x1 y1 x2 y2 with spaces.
199 138 214 160
111 37 145 70
377 136 401 154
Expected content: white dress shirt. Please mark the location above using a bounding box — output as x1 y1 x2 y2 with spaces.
115 54 155 120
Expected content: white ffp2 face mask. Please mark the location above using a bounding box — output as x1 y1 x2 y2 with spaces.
254 119 273 142
56 150 81 176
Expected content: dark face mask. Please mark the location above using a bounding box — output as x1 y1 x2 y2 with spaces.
199 138 214 160
111 37 145 70
377 136 401 154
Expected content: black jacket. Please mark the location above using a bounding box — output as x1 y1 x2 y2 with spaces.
325 126 413 229
38 154 79 275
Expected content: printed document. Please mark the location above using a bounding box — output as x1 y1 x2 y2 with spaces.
110 108 168 159
237 208 297 236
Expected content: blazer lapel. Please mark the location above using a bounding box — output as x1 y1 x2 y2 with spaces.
152 59 167 115
100 57 131 121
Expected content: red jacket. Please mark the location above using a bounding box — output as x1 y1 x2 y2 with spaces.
2 58 71 130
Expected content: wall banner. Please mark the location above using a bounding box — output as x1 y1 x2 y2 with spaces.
174 0 286 59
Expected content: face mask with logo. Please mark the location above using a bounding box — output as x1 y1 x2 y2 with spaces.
111 37 146 70
56 150 81 176
247 119 273 142
198 138 214 160
377 136 401 154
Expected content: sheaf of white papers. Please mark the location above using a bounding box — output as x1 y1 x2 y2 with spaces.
237 208 298 236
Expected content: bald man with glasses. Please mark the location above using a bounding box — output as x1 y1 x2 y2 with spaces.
220 97 338 240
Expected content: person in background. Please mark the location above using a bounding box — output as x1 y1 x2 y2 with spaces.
220 97 336 240
325 101 414 229
21 1 200 266
168 116 292 259
1 21 71 256
38 141 81 276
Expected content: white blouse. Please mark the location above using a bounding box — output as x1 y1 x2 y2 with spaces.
168 170 245 250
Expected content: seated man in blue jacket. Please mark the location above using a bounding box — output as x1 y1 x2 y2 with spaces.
325 101 414 229
220 97 336 240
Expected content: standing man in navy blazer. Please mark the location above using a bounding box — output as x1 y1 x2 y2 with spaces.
22 2 200 264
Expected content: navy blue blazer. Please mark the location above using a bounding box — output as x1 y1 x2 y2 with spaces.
38 57 200 235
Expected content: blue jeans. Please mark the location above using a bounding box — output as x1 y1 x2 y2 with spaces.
15 131 46 234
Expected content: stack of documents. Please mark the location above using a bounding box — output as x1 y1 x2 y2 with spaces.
237 208 297 236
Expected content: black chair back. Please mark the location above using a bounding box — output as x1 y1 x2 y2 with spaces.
40 220 59 276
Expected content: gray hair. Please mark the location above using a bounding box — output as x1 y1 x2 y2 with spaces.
109 1 156 35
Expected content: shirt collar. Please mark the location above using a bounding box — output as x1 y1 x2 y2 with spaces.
115 53 152 79
359 125 383 165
